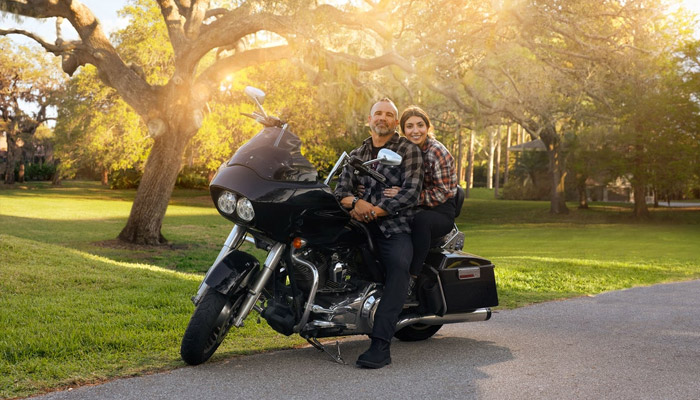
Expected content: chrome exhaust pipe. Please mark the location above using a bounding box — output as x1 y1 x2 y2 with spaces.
395 308 492 331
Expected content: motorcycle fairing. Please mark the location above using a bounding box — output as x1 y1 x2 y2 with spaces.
227 127 318 183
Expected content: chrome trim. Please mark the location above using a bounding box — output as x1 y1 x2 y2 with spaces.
428 266 448 315
440 225 465 251
458 267 481 280
311 304 354 315
395 308 492 331
233 242 285 327
193 225 246 304
292 250 319 332
324 152 348 185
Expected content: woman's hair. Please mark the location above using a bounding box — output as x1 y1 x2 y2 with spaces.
399 106 434 137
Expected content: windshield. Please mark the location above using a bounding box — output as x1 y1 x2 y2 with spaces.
227 127 318 183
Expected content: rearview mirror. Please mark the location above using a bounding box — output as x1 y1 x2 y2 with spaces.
363 148 402 166
244 86 266 104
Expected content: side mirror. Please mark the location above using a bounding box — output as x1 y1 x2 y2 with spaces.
244 86 266 104
363 148 402 166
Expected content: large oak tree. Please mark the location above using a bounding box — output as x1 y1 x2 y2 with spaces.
1 0 409 244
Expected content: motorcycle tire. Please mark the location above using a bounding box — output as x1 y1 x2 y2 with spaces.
180 289 240 365
394 323 442 341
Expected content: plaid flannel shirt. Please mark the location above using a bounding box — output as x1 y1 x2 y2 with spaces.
335 133 423 237
419 137 458 207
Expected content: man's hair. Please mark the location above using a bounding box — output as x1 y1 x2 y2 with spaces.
370 97 399 117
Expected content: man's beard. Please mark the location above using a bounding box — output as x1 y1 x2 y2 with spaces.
371 123 394 136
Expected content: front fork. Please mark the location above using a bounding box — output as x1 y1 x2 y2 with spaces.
232 242 285 327
192 224 286 328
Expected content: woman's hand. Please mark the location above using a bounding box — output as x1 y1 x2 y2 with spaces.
383 186 400 198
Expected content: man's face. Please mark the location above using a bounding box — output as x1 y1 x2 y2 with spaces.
368 101 398 137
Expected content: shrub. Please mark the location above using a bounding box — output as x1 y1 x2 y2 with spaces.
176 166 209 189
14 163 56 181
109 168 142 189
502 179 550 200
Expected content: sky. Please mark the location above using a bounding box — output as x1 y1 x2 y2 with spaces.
3 0 700 47
2 1 129 45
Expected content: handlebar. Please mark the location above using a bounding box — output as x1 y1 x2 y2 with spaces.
348 156 388 186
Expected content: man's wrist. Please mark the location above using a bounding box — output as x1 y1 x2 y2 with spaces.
351 197 359 209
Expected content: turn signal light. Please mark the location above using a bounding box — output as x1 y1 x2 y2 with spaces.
292 237 307 249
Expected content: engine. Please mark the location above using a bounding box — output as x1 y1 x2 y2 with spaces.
290 246 384 338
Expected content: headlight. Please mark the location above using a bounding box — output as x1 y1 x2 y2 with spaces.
217 191 237 215
236 197 255 221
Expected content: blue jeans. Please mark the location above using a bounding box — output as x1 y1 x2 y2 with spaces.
369 227 412 342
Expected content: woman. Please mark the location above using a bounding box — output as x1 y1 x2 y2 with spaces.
385 106 458 280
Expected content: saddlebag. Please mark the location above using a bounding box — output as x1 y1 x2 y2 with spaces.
424 250 499 313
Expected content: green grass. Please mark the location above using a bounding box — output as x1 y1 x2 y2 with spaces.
1 182 699 398
459 188 700 308
0 234 304 399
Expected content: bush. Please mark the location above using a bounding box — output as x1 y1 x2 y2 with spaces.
109 168 142 189
502 179 550 200
14 163 56 181
176 166 209 189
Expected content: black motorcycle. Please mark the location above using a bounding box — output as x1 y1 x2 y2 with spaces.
180 87 498 365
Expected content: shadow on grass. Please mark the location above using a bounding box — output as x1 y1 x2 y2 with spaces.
0 234 303 399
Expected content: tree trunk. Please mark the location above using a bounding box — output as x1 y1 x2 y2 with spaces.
101 169 109 186
494 125 502 198
456 125 463 185
504 125 511 185
632 181 649 217
576 173 588 209
631 127 649 218
118 130 187 245
542 125 569 214
466 130 475 197
487 129 495 190
52 158 61 186
4 135 15 184
18 162 25 183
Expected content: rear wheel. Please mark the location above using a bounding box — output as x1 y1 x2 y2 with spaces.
394 323 442 341
180 290 242 365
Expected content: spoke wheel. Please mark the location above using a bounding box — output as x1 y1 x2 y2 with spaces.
180 290 242 365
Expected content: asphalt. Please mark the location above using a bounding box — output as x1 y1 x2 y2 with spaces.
31 280 700 400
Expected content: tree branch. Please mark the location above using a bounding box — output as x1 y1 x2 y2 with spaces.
196 45 294 87
155 0 188 56
0 28 70 54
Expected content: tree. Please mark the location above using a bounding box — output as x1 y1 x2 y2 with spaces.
0 38 62 184
586 1 700 216
53 65 149 185
1 0 410 244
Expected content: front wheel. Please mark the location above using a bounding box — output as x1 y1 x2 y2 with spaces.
394 323 442 341
180 289 241 365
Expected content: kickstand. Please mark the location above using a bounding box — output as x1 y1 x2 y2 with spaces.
306 337 347 365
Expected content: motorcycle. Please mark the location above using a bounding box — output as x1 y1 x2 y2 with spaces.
180 87 498 365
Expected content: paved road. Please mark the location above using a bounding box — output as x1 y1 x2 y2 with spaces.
33 280 700 400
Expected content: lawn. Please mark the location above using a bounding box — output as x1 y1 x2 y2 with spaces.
1 181 699 398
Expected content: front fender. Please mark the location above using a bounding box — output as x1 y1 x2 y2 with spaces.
205 250 260 295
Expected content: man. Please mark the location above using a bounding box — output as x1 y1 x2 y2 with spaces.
335 98 423 368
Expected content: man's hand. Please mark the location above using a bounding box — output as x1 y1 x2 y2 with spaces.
350 199 387 223
383 186 400 198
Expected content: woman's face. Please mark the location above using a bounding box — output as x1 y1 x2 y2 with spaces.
403 115 429 147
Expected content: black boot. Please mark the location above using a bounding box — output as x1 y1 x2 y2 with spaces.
356 338 391 369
